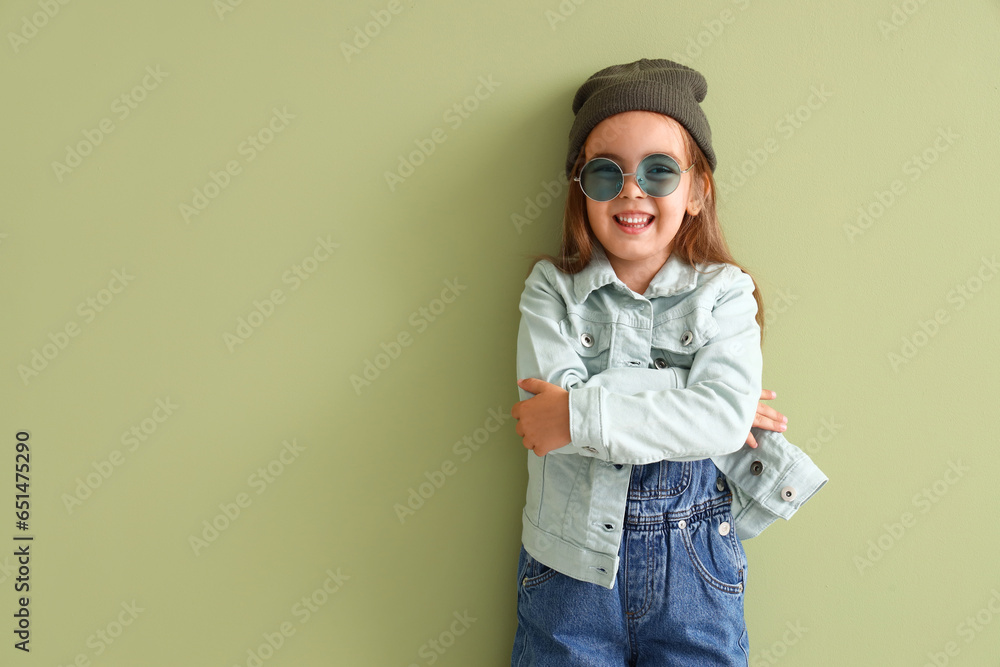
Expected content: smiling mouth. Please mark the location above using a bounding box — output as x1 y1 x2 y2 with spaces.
614 214 654 229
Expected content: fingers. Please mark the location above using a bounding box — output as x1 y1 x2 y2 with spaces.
759 389 777 400
745 432 758 448
516 377 547 394
753 411 787 433
755 402 787 424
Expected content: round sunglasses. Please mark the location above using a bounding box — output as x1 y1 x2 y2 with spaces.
573 153 694 202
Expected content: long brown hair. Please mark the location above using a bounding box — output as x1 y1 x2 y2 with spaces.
521 116 767 345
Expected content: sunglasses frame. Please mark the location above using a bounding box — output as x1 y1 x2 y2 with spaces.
573 153 695 202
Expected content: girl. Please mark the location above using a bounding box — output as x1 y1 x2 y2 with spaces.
509 59 827 666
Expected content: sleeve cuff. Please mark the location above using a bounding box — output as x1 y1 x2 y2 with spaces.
726 427 829 538
568 385 608 461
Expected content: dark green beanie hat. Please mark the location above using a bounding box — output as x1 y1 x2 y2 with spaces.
566 58 716 179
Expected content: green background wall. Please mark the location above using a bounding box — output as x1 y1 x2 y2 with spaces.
1 1 998 664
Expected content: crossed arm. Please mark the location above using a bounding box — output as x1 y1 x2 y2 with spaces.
511 378 789 457
510 261 789 459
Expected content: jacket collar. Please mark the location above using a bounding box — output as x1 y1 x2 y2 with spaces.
573 243 700 302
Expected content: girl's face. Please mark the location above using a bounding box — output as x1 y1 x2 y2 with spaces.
582 111 706 282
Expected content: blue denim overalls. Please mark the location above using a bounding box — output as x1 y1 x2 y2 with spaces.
511 456 750 666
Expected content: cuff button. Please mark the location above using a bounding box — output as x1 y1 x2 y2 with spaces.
781 486 797 501
750 460 764 476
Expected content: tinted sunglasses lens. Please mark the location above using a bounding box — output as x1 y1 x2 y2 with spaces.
637 154 682 197
579 158 622 201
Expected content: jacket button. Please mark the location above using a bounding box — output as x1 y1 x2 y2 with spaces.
678 519 687 529
718 521 731 536
750 460 764 476
654 357 667 369
580 332 594 348
781 486 797 501
614 464 623 470
716 477 726 492
681 330 694 346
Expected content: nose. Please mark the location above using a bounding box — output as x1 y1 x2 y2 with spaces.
618 171 645 198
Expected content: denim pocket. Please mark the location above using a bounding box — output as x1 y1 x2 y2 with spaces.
678 513 746 596
651 307 719 369
559 314 613 374
520 546 559 590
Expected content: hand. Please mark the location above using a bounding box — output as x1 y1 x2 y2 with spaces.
746 389 787 449
511 378 571 457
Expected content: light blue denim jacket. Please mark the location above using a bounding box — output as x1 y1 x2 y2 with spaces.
516 243 828 589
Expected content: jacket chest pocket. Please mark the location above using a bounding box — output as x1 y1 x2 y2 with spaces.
559 314 613 376
651 308 719 370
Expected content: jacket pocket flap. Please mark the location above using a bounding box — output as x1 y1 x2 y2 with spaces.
651 308 720 353
559 314 612 357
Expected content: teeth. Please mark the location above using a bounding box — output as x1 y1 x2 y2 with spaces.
616 215 652 226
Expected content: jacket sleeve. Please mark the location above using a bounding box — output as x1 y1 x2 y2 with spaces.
514 261 593 400
554 367 829 538
548 367 828 538
515 260 762 464
714 427 829 540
